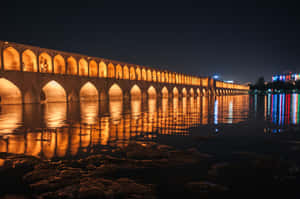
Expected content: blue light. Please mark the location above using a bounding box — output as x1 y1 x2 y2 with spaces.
212 75 219 79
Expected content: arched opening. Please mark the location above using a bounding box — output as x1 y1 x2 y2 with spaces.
173 87 179 98
162 87 168 98
109 84 123 100
22 49 37 72
116 64 123 79
165 72 169 83
157 72 161 82
3 47 20 71
196 88 201 97
131 96 141 120
147 69 152 81
79 58 88 76
190 88 194 97
130 85 141 119
182 88 187 97
123 65 129 79
80 82 99 102
54 54 66 74
89 60 98 77
67 57 77 75
161 72 165 83
130 85 142 100
99 61 107 78
136 67 141 80
202 88 206 96
42 81 67 103
39 52 52 73
109 84 123 124
130 67 136 80
0 78 22 104
152 70 157 82
108 63 115 78
148 86 157 99
142 69 147 81
172 74 176 84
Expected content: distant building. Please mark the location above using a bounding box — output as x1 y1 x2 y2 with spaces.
272 72 300 82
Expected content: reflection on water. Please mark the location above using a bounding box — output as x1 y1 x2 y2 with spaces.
80 102 99 125
0 105 22 134
255 93 300 126
43 103 67 128
1 94 300 159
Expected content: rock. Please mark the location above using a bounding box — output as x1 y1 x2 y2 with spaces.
59 168 83 179
186 181 228 194
84 154 104 166
88 164 118 177
156 144 173 151
107 178 155 199
23 168 59 184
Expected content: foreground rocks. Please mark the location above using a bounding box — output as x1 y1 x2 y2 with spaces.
1 142 300 198
0 142 212 199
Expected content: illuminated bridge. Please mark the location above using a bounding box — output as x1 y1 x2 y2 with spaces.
0 40 249 104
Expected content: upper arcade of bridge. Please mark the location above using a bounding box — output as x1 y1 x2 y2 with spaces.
0 40 249 91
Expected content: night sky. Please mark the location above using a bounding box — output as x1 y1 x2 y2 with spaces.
1 1 300 83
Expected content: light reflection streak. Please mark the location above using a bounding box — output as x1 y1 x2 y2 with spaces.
214 99 218 125
0 95 267 160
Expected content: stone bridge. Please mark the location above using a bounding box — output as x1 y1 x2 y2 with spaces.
0 40 249 104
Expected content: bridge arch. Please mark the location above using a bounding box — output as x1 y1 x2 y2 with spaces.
136 67 141 80
39 52 52 73
67 56 77 75
130 84 142 100
53 54 66 74
22 49 37 72
161 72 165 83
116 64 123 79
173 87 179 98
42 80 67 103
130 66 136 80
157 72 161 82
182 88 187 97
3 47 20 71
80 82 99 102
109 83 123 100
147 86 157 99
123 65 129 79
166 72 170 83
79 58 88 76
196 88 201 96
190 88 194 97
89 60 98 77
162 86 168 98
152 70 157 82
147 69 152 81
0 78 22 104
142 68 147 81
108 63 115 78
99 61 107 78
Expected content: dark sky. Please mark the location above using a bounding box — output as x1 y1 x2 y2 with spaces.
1 0 300 83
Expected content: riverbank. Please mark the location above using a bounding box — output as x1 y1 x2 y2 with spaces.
1 135 300 199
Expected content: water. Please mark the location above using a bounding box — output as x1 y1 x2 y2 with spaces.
0 94 299 162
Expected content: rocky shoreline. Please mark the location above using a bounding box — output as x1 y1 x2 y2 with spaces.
1 141 300 198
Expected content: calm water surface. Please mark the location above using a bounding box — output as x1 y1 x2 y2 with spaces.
0 94 299 162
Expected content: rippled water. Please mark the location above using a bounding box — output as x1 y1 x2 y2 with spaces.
0 94 299 161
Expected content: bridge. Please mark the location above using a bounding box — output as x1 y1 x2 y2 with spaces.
0 40 249 104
